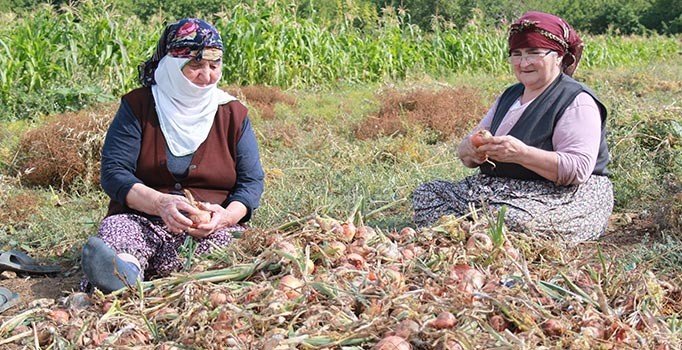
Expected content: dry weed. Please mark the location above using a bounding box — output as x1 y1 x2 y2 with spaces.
15 105 115 189
355 86 486 141
227 85 297 120
259 121 300 148
0 189 43 226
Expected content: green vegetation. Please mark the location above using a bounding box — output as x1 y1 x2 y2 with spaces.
0 0 679 120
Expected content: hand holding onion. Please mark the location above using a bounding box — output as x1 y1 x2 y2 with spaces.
469 130 496 168
183 190 213 237
470 129 494 147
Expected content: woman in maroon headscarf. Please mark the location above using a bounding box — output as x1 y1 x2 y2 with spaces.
412 11 613 242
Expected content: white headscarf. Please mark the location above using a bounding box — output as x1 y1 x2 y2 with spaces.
151 55 236 156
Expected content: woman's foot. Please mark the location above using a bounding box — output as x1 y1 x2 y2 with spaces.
81 237 141 293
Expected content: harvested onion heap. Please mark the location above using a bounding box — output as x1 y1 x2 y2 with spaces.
1 213 678 350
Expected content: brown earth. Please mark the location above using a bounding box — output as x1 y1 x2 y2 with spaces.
0 264 81 317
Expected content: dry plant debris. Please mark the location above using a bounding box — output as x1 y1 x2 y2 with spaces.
227 85 297 120
354 87 486 142
14 104 115 189
0 213 679 349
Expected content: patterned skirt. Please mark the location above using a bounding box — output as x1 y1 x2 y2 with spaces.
80 214 243 291
412 174 613 242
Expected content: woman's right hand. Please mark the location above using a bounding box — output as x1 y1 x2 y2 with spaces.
153 193 203 234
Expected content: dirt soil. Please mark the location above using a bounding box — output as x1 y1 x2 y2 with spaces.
0 212 661 317
0 264 82 317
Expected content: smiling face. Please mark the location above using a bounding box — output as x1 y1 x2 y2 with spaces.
509 47 562 92
181 58 222 87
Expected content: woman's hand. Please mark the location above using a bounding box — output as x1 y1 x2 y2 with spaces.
478 135 560 182
153 193 204 234
189 201 248 239
477 135 529 163
458 131 491 168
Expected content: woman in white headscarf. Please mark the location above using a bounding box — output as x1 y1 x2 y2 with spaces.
80 18 264 293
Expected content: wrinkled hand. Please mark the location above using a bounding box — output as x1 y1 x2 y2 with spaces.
477 135 529 164
154 193 203 234
188 203 242 239
458 132 490 167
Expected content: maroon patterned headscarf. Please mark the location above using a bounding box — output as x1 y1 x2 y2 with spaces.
508 11 583 76
138 18 224 87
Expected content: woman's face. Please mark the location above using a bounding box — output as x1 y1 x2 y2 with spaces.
509 47 561 91
181 58 222 87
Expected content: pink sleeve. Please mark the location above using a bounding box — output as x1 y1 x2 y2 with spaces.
554 92 602 185
476 98 498 131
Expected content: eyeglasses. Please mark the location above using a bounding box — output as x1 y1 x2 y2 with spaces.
507 50 555 64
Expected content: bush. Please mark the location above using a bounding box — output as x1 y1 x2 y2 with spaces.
354 86 486 142
14 104 115 189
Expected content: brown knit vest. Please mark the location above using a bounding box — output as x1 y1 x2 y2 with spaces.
107 87 248 217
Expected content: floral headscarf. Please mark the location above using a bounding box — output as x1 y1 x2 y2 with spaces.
138 18 224 87
508 11 583 76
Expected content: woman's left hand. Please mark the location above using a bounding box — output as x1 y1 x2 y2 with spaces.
188 201 247 239
478 135 529 164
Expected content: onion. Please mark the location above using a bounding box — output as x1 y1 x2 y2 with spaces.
376 241 401 261
489 314 509 332
394 319 420 339
274 240 298 257
374 335 412 350
48 308 70 325
542 319 566 336
355 225 377 240
399 227 417 240
429 311 456 329
341 222 357 242
188 210 211 226
183 189 211 226
303 258 315 275
382 267 404 289
347 241 371 257
450 264 485 293
470 129 493 148
345 253 366 269
316 217 340 232
401 248 415 260
465 233 493 255
581 325 605 339
209 292 228 308
278 275 304 299
503 240 520 260
436 339 464 350
322 241 346 260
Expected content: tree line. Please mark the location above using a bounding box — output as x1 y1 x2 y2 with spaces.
3 0 681 34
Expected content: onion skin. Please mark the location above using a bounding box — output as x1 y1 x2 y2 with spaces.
188 211 211 226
